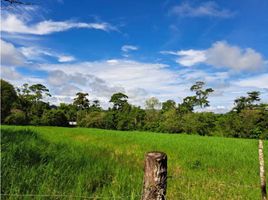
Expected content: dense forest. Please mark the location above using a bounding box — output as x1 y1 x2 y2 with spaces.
1 79 267 139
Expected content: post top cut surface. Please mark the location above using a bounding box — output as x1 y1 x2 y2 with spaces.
146 151 167 159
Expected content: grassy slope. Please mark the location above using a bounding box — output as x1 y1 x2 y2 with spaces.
1 125 268 200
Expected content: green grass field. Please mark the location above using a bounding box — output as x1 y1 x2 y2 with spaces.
1 125 267 199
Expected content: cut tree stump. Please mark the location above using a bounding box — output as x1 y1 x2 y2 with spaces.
141 151 167 200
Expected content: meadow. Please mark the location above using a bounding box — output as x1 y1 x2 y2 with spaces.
1 125 268 199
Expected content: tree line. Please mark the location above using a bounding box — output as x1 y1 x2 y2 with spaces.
1 79 267 139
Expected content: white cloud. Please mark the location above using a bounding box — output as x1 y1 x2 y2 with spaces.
20 46 75 63
121 45 139 52
169 1 234 18
1 66 22 80
162 41 266 71
1 13 116 35
4 57 266 112
1 39 25 66
205 41 265 71
161 50 206 66
58 55 75 62
39 59 184 106
235 74 268 89
38 59 245 112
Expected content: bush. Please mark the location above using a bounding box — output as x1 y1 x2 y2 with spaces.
219 110 261 138
79 111 106 128
4 109 27 125
159 109 183 133
30 115 43 125
182 112 216 136
1 79 18 122
41 110 68 126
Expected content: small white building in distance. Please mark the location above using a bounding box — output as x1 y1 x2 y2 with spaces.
69 121 77 126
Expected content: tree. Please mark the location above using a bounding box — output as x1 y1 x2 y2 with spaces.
145 97 161 110
15 83 51 123
78 111 106 128
233 91 261 112
58 103 78 121
0 79 18 122
29 101 50 125
162 100 176 112
182 112 217 136
4 109 27 125
233 96 248 113
89 100 102 112
29 84 51 101
159 109 182 133
190 81 214 109
73 92 90 110
247 91 261 109
109 92 128 110
178 96 197 113
41 110 68 126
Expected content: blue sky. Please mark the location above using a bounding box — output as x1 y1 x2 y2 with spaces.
1 0 268 112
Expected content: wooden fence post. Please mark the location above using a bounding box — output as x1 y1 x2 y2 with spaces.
259 140 267 200
141 151 167 200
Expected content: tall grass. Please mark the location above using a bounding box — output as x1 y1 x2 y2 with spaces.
1 126 267 199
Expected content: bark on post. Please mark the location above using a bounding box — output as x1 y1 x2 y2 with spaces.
141 151 167 200
259 140 267 200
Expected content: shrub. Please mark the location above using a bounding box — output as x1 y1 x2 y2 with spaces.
182 112 216 136
159 109 183 133
41 110 68 126
1 79 18 122
79 111 106 128
219 110 261 138
4 109 27 125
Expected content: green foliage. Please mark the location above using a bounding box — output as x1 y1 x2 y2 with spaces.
4 109 27 125
179 96 196 113
143 109 161 131
115 104 135 130
109 92 128 110
79 111 106 128
0 79 18 122
159 109 183 133
190 81 214 108
182 112 217 136
41 110 68 126
89 100 102 112
29 101 50 125
218 110 263 138
145 97 161 110
28 84 51 101
103 110 117 129
233 91 261 112
162 100 176 112
1 80 267 139
73 92 90 110
58 103 78 121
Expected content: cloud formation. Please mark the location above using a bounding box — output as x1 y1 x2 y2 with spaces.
20 46 75 63
121 45 139 52
1 39 25 66
205 41 265 71
1 14 116 35
162 41 266 71
235 74 268 89
169 1 234 18
1 66 22 80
